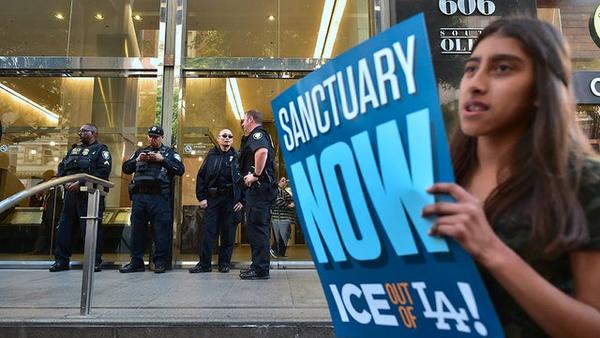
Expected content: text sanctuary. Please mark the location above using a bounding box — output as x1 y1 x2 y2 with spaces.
278 35 418 152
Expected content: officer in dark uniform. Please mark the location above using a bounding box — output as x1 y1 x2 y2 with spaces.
189 128 244 274
119 126 185 274
238 110 276 280
49 123 112 272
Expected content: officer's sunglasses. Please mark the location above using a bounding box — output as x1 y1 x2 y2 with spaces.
220 134 233 139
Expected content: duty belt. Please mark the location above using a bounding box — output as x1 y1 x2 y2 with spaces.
131 185 167 195
207 187 233 198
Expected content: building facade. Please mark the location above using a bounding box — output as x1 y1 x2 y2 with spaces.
0 0 598 266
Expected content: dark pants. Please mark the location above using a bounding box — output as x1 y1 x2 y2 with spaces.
198 195 239 269
245 186 274 273
54 191 104 265
129 193 173 266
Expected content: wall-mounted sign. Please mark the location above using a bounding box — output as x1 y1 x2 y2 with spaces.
390 0 536 87
438 0 496 54
573 72 600 104
590 4 600 48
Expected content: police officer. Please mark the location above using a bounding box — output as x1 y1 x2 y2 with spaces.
238 110 276 280
189 129 243 274
119 126 184 274
49 123 112 272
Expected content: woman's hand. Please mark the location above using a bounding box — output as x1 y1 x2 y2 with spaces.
422 182 508 267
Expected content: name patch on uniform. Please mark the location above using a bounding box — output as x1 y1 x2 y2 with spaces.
82 149 90 156
72 148 81 155
102 151 110 160
252 132 263 140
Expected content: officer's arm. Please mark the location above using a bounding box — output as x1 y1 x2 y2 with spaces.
122 150 139 175
93 146 112 180
253 148 268 176
56 156 67 177
162 150 185 176
195 158 208 201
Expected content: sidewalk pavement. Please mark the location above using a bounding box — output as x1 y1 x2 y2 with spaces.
0 268 333 337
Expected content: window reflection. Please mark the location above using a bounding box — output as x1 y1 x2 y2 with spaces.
186 0 369 58
0 0 160 57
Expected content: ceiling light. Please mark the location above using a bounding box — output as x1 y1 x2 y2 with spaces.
0 83 59 124
94 13 104 21
137 141 143 147
55 13 65 20
314 0 335 58
49 141 56 146
191 150 196 155
374 5 381 11
53 157 59 162
30 149 37 155
198 156 203 161
313 0 347 58
226 78 245 120
268 15 275 21
133 14 143 21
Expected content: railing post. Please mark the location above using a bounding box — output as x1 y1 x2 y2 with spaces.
80 184 101 316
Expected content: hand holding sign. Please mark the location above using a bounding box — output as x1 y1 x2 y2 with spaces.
423 183 507 266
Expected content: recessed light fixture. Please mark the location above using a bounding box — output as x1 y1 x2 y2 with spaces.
137 141 143 147
54 157 59 162
133 14 143 21
55 13 65 20
94 13 104 21
268 15 275 21
30 149 37 155
191 150 196 155
49 141 56 146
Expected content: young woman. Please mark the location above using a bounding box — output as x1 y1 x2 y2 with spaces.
423 17 600 338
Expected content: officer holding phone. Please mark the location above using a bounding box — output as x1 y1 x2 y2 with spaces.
120 126 184 273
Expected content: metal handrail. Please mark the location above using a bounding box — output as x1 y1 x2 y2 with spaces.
0 173 113 316
0 173 113 214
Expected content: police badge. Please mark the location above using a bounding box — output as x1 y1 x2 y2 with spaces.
82 149 89 156
102 151 110 160
252 132 262 140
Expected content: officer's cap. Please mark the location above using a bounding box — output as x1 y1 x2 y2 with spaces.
148 125 164 137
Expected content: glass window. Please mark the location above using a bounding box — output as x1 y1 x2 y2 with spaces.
0 76 158 261
0 0 160 57
186 0 369 58
179 77 310 261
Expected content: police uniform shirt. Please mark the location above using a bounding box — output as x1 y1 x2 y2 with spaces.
122 144 185 187
239 126 274 178
57 141 112 181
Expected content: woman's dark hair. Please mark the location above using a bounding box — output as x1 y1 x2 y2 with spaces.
451 17 594 256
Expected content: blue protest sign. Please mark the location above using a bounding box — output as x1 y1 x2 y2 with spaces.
271 13 504 337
